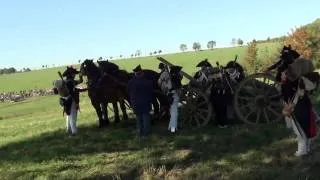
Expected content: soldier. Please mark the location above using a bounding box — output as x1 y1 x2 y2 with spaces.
128 65 154 137
158 63 183 133
280 50 318 156
265 45 301 82
265 45 301 129
210 65 231 128
56 66 83 136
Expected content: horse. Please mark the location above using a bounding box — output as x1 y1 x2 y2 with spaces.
192 57 246 96
192 58 246 121
79 59 129 128
96 60 167 120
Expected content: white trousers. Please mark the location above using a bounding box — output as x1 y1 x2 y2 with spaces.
285 116 292 129
291 117 310 155
169 92 179 131
66 100 78 134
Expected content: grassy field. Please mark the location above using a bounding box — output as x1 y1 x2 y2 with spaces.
1 93 320 179
0 42 280 93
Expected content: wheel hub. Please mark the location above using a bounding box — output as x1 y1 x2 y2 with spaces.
255 95 269 108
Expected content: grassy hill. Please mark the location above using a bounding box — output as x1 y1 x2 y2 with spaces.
0 42 280 93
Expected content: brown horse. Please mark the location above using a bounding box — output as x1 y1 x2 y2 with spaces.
96 60 169 120
79 59 129 128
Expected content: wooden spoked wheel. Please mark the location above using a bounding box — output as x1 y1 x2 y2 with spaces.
233 73 283 124
179 87 212 129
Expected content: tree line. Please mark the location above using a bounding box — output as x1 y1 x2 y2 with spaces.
179 38 244 52
0 67 31 75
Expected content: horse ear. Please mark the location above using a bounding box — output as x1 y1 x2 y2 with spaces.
288 44 292 49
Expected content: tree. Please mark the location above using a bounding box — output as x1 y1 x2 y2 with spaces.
192 42 201 51
179 44 187 52
154 51 157 55
284 27 312 59
149 52 153 56
237 38 244 46
131 54 134 58
42 65 45 68
259 46 282 72
136 50 141 57
158 50 162 54
231 38 237 46
303 18 320 68
98 57 103 61
207 40 216 50
244 40 258 73
109 56 113 60
119 55 123 58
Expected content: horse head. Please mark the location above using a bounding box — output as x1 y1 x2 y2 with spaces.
225 55 245 82
196 58 213 69
79 59 100 78
97 60 119 74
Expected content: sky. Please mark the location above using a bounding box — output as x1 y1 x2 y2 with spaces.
0 0 319 69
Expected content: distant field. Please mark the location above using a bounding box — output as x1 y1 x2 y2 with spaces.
0 42 280 92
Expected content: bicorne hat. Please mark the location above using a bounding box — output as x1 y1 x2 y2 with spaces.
62 66 79 77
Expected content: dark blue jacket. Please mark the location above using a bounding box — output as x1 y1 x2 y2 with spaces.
128 74 154 114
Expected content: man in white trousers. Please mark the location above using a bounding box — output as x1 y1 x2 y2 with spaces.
54 66 83 136
158 63 183 133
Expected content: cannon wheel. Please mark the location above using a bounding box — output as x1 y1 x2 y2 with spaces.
179 87 212 129
233 73 283 124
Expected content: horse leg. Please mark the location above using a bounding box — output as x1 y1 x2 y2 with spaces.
112 102 120 123
119 100 129 121
101 103 110 126
153 97 160 115
151 97 160 124
91 101 104 128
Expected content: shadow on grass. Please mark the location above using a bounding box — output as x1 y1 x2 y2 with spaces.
2 115 318 179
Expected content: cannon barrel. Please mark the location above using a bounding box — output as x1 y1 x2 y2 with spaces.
156 57 194 81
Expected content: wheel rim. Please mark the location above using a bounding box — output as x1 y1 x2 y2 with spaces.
180 87 212 129
234 73 283 124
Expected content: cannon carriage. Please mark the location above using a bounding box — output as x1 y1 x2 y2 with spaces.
156 57 283 129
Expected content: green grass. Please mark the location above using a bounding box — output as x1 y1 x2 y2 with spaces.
1 94 320 179
0 42 280 92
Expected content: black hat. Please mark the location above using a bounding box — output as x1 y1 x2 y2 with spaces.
133 65 142 72
158 63 166 69
62 66 79 77
280 45 300 59
196 59 212 67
